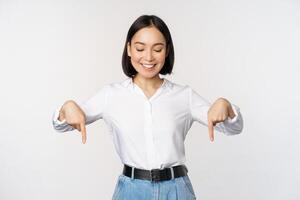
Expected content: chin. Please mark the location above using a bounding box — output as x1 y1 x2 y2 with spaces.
140 73 157 79
134 68 159 77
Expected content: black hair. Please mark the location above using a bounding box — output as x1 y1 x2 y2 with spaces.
122 15 175 77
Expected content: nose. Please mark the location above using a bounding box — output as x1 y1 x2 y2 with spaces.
145 49 154 62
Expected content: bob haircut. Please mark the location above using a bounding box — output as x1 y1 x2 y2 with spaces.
122 15 175 77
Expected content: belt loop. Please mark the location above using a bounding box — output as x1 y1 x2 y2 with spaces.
184 165 188 173
170 167 175 180
131 166 135 179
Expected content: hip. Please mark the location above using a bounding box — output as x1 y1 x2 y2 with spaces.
112 173 197 200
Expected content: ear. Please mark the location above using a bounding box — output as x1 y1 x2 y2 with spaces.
127 42 131 57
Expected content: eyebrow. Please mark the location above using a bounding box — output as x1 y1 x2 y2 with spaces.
134 42 165 46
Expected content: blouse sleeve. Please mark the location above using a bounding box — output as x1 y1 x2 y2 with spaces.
52 85 109 133
189 87 243 135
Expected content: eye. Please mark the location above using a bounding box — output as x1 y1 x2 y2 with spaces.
136 49 144 52
154 49 162 52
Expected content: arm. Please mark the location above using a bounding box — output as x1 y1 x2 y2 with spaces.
212 100 244 136
52 85 109 133
189 87 244 137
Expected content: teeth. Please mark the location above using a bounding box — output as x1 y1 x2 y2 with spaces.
142 64 155 68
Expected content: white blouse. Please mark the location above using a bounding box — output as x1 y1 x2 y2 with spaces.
52 77 243 170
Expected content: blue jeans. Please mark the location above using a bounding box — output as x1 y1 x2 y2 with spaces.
112 174 197 200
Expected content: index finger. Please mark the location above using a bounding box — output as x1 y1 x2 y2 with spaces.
208 120 214 142
80 122 87 144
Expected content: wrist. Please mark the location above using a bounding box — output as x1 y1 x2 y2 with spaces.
59 100 73 121
228 104 236 119
58 108 66 121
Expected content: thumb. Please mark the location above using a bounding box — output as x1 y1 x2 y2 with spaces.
208 119 214 142
80 122 87 144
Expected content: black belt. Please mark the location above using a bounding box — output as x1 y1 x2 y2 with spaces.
122 164 188 182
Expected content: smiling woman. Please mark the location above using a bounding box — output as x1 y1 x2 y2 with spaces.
128 30 167 74
120 15 175 101
52 14 243 200
122 15 174 88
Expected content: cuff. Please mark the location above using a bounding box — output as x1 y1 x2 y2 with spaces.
53 105 66 125
226 103 239 124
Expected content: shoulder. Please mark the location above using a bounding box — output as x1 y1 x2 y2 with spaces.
98 78 131 91
164 78 190 91
168 80 207 101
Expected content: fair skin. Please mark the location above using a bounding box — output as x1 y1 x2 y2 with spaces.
58 100 87 143
58 25 236 144
127 26 168 99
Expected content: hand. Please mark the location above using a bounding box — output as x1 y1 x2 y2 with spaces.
207 98 235 142
60 100 87 144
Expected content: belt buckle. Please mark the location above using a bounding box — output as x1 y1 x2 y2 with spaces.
150 168 161 182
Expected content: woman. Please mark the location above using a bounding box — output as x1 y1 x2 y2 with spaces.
52 15 243 200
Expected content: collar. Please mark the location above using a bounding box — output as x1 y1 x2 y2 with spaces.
122 77 173 90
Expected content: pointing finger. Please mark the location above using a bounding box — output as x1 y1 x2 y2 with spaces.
208 120 214 142
80 122 87 144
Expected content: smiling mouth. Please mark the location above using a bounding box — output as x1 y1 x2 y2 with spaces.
141 63 156 69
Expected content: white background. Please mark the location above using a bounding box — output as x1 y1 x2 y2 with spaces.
0 0 299 199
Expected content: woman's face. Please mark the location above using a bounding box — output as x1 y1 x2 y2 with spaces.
127 26 168 79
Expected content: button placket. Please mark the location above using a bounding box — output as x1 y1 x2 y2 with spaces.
144 100 157 168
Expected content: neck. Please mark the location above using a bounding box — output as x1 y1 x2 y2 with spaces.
133 74 163 90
